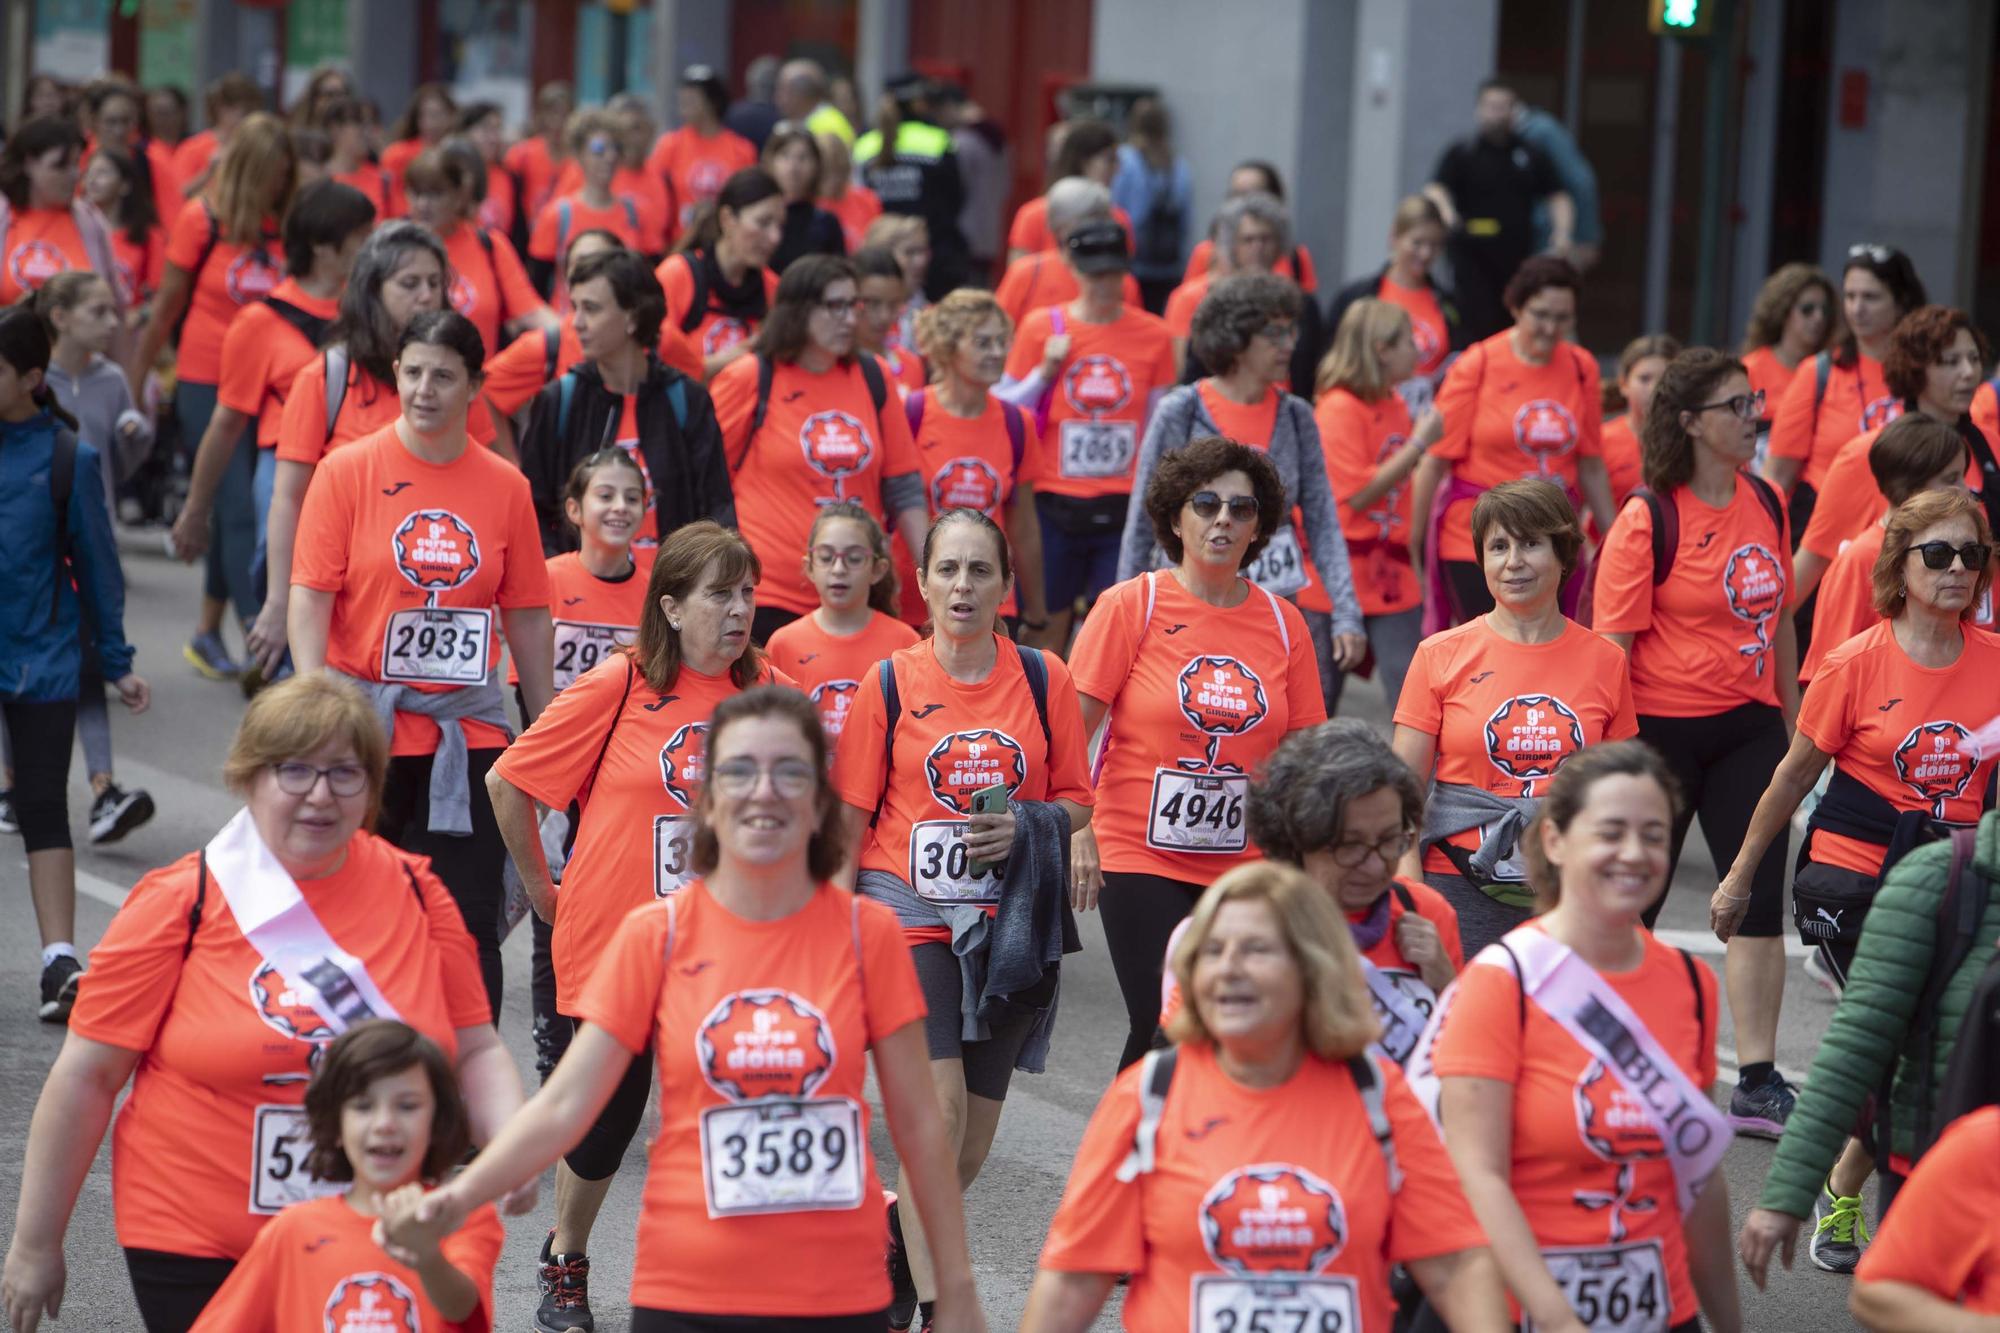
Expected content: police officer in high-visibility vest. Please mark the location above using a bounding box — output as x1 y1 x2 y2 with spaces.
855 74 970 298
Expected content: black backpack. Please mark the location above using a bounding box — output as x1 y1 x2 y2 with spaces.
1576 473 1786 628
1132 166 1184 271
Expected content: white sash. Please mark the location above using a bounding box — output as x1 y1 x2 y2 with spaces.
204 809 405 1035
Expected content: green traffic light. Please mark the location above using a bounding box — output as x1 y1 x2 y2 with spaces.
1663 0 1701 26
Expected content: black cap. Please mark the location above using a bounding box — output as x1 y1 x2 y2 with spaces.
885 71 930 103
1065 220 1130 274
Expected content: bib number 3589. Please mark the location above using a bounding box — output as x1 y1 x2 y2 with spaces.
1528 1241 1668 1333
698 1097 865 1218
380 607 492 684
1191 1273 1358 1333
250 1104 341 1214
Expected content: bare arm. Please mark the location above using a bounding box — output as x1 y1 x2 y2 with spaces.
1546 191 1576 252
1069 695 1110 911
1405 1247 1512 1333
1348 408 1442 514
1006 483 1050 627
1391 723 1438 880
169 404 253 561
1851 1280 2000 1333
1018 1270 1119 1332
1422 183 1460 231
1717 728 1828 903
1684 1176 1743 1333
1575 455 1616 536
501 606 555 727
1763 454 1802 496
288 585 336 674
1409 452 1450 571
249 459 315 675
837 803 873 890
874 1020 985 1328
1791 548 1832 607
487 770 557 923
1774 614 1801 723
451 1021 525 1148
127 262 192 398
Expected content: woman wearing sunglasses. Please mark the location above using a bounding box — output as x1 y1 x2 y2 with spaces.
1591 347 1801 1142
1737 263 1836 434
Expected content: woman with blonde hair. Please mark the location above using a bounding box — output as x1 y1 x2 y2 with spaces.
817 129 882 252
1326 194 1462 417
1739 261 1838 422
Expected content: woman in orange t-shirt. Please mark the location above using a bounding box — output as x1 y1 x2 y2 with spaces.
1424 742 1742 1333
767 503 919 737
1599 333 1679 516
460 102 517 237
1006 119 1125 261
1323 194 1457 418
854 244 927 397
380 83 457 219
832 508 1092 1328
80 147 164 306
0 119 114 308
1737 262 1835 446
402 141 556 358
1027 862 1502 1332
1593 348 1799 1137
648 68 759 243
385 687 985 1332
1850 1104 2000 1325
529 111 647 303
0 676 520 1333
505 83 575 227
654 167 785 380
819 131 883 253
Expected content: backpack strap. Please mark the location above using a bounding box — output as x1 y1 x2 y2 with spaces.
1250 582 1291 651
543 324 562 383
401 863 427 911
1809 349 1833 441
1346 1048 1404 1193
47 428 78 628
262 297 331 348
323 346 351 445
1390 880 1417 913
1637 487 1678 587
858 352 889 418
580 658 638 806
1114 1044 1179 1182
1498 938 1527 1031
188 852 210 959
872 657 903 827
619 196 640 235
1014 642 1053 758
556 370 579 439
1676 947 1708 1058
1743 472 1787 544
904 386 928 439
665 375 689 432
678 252 710 335
474 226 495 259
745 353 776 445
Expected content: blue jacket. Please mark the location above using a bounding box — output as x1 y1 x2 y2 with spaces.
1515 106 1602 250
0 409 133 700
1111 144 1194 283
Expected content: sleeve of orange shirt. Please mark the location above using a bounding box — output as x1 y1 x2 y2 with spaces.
163 196 213 273
1767 357 1822 468
407 853 494 1029
527 203 560 264
489 231 549 324
215 305 279 419
572 902 670 1055
483 326 555 418
1794 648 1858 756
1390 638 1444 734
467 394 498 448
1380 1060 1488 1264
1573 348 1604 458
1066 578 1143 705
659 325 704 381
1038 1062 1149 1274
1586 497 1659 635
1607 648 1639 738
855 897 929 1040
290 450 357 592
655 254 696 329
490 661 623 809
1003 311 1049 384
1425 955 1525 1082
709 355 760 472
1163 284 1199 339
1040 654 1096 807
1974 383 2000 452
1853 1104 2000 1301
276 357 332 466
1429 344 1485 465
1005 203 1039 257
829 668 892 813
67 860 198 1053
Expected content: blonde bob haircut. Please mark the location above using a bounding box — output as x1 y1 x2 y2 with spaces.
1315 297 1410 402
222 673 389 828
1164 861 1379 1061
915 288 1011 367
1873 487 1994 619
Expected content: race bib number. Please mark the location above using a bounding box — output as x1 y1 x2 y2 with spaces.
698 1097 865 1218
1242 525 1307 598
654 814 695 897
1190 1273 1359 1333
250 1104 340 1215
552 620 634 691
1147 770 1249 853
380 607 492 684
908 820 1002 904
1527 1241 1668 1333
1058 419 1136 480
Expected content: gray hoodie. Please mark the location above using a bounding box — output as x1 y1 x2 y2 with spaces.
44 354 153 513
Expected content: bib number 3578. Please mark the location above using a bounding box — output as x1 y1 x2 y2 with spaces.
1191 1273 1359 1333
380 607 492 684
1528 1241 1668 1333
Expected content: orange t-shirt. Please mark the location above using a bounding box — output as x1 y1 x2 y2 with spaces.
216 280 339 449
1430 332 1603 563
0 206 92 306
893 391 1043 620
485 320 581 417
655 251 781 363
521 551 648 691
106 223 165 305
712 354 922 615
1070 573 1325 882
1427 924 1718 1326
169 129 218 187
1377 273 1448 378
189 1194 503 1333
1394 616 1637 874
1009 197 1132 256
551 162 671 253
648 125 758 237
291 425 548 755
1798 524 1884 685
575 884 927 1316
1005 304 1178 501
877 344 927 398
493 652 786 1012
1317 386 1421 616
1040 1043 1483 1333
68 834 488 1259
1741 344 1801 415
528 191 646 264
332 164 390 220
1590 475 1790 715
1854 1103 2000 1311
275 356 497 467
1799 423 1982 563
1600 414 1643 509
831 635 1093 939
821 186 883 252
1975 382 1999 452
992 251 1144 328
765 610 920 739
1182 237 1319 292
1768 351 1900 491
439 222 545 357
167 199 285 384
380 138 426 216
1796 620 2000 875
1162 273 1210 339
504 137 566 225
480 163 517 235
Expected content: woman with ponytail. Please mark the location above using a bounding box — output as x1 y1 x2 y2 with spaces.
765 501 919 739
653 166 785 379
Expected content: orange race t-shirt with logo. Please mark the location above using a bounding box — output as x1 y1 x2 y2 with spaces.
68 834 488 1259
550 163 672 255
1600 414 1643 510
655 251 781 364
1799 424 1982 563
1070 573 1324 883
576 884 927 1315
1317 386 1421 616
505 138 566 225
1008 197 1132 256
107 222 165 305
1796 620 2000 875
481 162 518 235
712 354 922 615
439 221 546 357
169 129 219 188
167 199 285 384
1006 304 1178 501
1377 274 1448 378
493 651 788 1012
1853 1104 2000 1312
189 1193 504 1333
275 357 497 467
0 206 92 306
765 610 920 740
831 636 1093 941
516 551 649 691
291 425 549 755
1430 332 1603 563
1395 616 1637 874
993 251 1143 328
893 393 1042 620
1040 1042 1484 1333
1741 345 1802 415
647 126 759 237
1769 351 1900 491
1427 924 1718 1327
1591 475 1791 716
1182 237 1319 293
529 192 647 266
216 280 340 448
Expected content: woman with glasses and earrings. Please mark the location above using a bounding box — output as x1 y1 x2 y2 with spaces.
485 521 796 1331
1591 347 1802 1142
1 674 524 1333
1118 273 1366 707
1408 255 1614 630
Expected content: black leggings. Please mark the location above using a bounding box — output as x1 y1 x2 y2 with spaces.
124 1248 236 1332
2 698 76 852
377 746 508 1019
561 1016 656 1180
1443 560 1496 622
911 941 1054 1101
632 1309 891 1332
1637 704 1789 937
1100 872 1206 1070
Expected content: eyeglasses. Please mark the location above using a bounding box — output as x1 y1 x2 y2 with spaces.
1692 389 1766 422
1327 830 1414 868
585 136 617 156
272 762 369 797
818 297 859 318
1256 322 1299 345
1906 540 1992 571
709 758 818 798
812 545 874 569
1848 242 1894 264
1189 491 1259 521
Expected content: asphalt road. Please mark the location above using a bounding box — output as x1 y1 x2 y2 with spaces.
0 534 1868 1331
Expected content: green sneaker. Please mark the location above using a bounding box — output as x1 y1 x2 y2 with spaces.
1808 1178 1870 1274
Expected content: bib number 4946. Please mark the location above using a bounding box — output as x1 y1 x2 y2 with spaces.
1147 770 1248 853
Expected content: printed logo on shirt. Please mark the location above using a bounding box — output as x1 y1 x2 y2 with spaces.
6 239 70 291
322 1271 420 1331
1483 694 1584 793
1199 1164 1347 1275
1512 399 1578 475
1062 355 1134 417
1410 317 1444 367
1176 657 1269 740
930 456 1003 514
1894 721 1979 818
1861 394 1903 433
924 729 1026 814
686 159 729 204
449 272 477 318
249 961 338 1043
659 722 710 807
390 510 482 593
224 250 283 305
798 410 875 491
1365 432 1410 538
696 988 837 1100
1571 1062 1664 1241
1877 697 1903 712
703 316 750 356
809 679 860 735
1722 542 1785 675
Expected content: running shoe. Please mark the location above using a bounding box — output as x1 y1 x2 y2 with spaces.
887 1202 919 1330
1809 1178 1870 1273
1728 1073 1797 1139
88 783 155 845
0 790 17 836
38 955 83 1023
1803 948 1842 999
184 631 242 680
534 1229 593 1332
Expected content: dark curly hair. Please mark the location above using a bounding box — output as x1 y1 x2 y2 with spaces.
1247 720 1424 866
1190 272 1302 377
1641 347 1748 494
1881 305 1990 404
303 1020 470 1184
1143 436 1286 568
1503 254 1582 314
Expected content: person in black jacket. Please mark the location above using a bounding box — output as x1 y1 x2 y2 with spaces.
517 249 733 557
1325 194 1467 418
762 122 845 274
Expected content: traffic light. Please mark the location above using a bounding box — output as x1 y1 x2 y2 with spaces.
1648 0 1714 36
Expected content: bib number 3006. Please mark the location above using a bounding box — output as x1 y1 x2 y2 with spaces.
908 820 1002 904
1528 1241 1668 1333
380 607 492 684
250 1104 341 1214
698 1097 864 1218
1191 1273 1359 1333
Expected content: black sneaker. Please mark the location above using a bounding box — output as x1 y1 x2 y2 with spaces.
535 1229 593 1332
0 790 17 836
887 1202 919 1330
88 783 155 845
39 956 83 1023
1728 1072 1798 1140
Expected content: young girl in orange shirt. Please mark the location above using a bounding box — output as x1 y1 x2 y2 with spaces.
765 502 918 740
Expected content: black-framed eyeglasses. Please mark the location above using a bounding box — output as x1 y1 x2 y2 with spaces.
1189 491 1259 521
1906 540 1992 571
709 759 818 798
1693 389 1765 422
1255 322 1299 345
818 297 859 317
1848 242 1894 264
272 762 369 797
1327 829 1414 868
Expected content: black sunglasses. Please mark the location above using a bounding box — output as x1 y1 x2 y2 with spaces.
1906 540 1992 571
1189 491 1259 521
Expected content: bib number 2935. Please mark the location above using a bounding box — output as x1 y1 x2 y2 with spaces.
380 607 491 684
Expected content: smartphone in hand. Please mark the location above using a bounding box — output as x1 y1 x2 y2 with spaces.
965 782 1011 878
